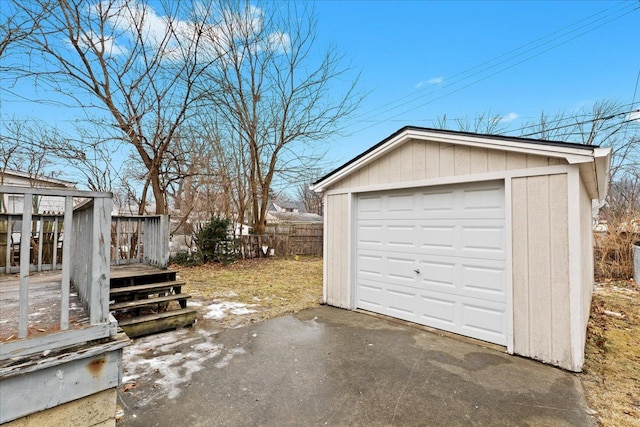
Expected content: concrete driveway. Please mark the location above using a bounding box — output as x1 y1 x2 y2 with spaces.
118 306 595 426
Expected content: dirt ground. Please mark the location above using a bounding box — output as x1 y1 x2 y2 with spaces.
581 279 640 427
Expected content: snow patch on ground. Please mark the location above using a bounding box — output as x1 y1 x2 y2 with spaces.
214 347 247 369
203 302 257 320
122 326 247 405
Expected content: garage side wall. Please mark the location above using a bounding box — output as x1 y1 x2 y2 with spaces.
511 174 573 368
324 193 351 307
580 177 594 333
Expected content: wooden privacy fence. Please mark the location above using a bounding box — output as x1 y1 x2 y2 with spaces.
238 223 323 258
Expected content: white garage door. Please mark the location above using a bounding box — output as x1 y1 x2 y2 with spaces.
356 180 507 345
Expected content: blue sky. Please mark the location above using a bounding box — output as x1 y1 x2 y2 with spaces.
1 0 638 183
312 0 639 166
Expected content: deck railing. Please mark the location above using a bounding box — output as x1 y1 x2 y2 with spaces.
111 214 169 268
0 186 113 360
1 213 65 274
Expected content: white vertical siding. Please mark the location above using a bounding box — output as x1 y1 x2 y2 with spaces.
330 139 562 191
580 178 594 327
511 174 573 368
325 193 350 308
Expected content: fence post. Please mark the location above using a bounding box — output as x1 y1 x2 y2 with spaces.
160 215 169 268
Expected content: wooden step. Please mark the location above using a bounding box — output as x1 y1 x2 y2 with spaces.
117 308 197 338
110 293 191 311
110 267 179 280
110 267 178 288
110 280 185 296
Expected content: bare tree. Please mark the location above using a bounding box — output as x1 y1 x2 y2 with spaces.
434 111 510 135
296 182 323 217
0 2 51 58
4 0 224 213
1 117 120 192
200 0 361 234
0 119 56 184
520 100 639 181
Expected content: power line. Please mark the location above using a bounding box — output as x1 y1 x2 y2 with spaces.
344 1 639 134
518 108 639 138
352 1 636 121
505 101 639 135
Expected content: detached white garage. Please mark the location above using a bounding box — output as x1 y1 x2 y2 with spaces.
312 127 611 371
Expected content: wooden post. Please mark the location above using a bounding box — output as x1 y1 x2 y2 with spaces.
4 216 11 273
18 194 33 339
52 216 59 269
36 216 44 271
60 196 74 330
160 215 169 268
115 216 121 265
89 197 112 324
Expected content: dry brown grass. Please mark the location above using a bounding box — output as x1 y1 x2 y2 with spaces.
582 280 640 427
175 256 323 327
594 215 639 281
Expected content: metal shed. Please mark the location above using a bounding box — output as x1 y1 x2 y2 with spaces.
312 126 611 371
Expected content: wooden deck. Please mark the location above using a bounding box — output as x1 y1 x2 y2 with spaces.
0 264 193 342
1 264 196 343
0 271 89 342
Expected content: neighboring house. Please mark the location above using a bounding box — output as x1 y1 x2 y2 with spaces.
266 199 323 224
312 126 611 372
0 169 76 214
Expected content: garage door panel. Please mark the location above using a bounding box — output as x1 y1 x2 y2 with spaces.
420 295 457 325
358 221 505 260
419 260 456 288
387 193 415 212
461 264 506 297
421 226 456 250
356 180 507 346
461 186 504 211
388 225 419 249
421 191 456 213
358 195 383 214
461 302 507 345
357 282 384 311
358 251 506 304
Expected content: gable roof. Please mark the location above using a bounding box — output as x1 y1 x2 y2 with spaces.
0 169 76 188
312 126 611 199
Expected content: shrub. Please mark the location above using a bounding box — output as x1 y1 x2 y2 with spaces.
169 250 203 267
194 216 238 264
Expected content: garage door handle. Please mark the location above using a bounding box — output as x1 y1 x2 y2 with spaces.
414 269 420 274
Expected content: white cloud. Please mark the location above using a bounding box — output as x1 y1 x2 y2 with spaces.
76 31 129 56
415 76 444 89
80 1 289 62
265 31 291 54
500 112 519 122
